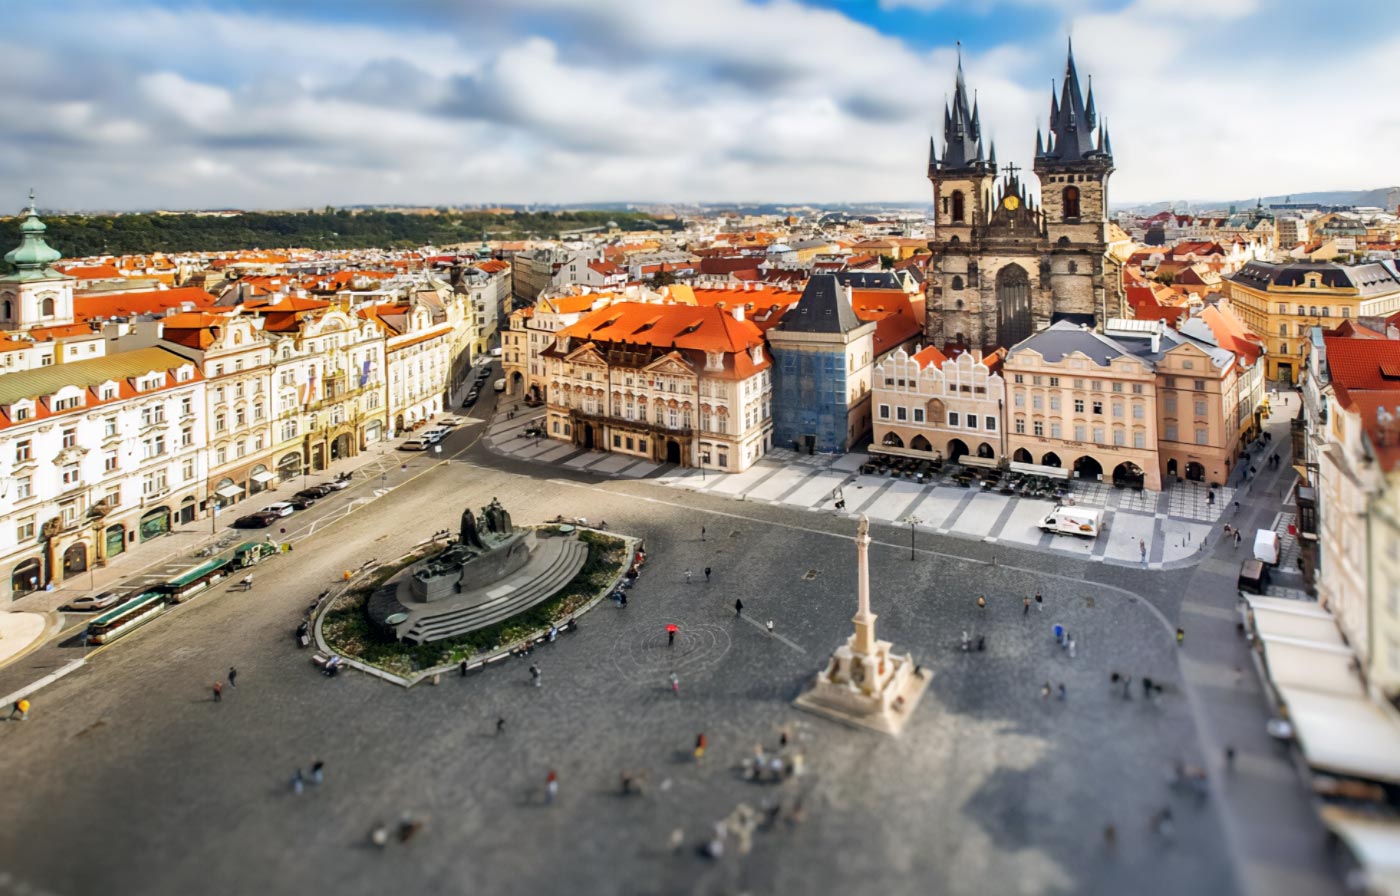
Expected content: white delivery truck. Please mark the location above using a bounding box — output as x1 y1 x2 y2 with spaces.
1253 529 1280 565
1038 505 1103 538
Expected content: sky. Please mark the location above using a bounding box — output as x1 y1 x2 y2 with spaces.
5 0 1399 212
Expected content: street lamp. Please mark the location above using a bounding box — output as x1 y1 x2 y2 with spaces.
903 515 922 561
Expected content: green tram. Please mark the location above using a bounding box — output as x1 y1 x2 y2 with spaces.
155 557 232 603
86 592 168 645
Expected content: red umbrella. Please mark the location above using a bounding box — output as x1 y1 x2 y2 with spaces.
665 624 679 634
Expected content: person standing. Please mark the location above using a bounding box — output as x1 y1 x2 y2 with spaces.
1139 538 1147 564
704 567 711 583
310 760 325 785
734 598 744 617
460 659 469 678
1176 627 1185 646
9 698 30 721
529 664 541 688
1057 683 1067 701
1035 591 1044 612
1041 682 1051 700
291 769 305 796
212 682 223 703
765 620 774 637
545 770 558 805
668 627 676 647
1023 596 1031 616
228 666 238 688
1234 530 1243 548
684 569 692 585
701 526 706 542
670 672 680 698
496 717 506 736
694 733 707 762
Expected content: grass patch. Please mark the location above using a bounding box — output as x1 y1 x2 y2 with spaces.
322 529 627 676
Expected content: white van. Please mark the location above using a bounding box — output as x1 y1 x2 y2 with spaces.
421 427 449 444
398 437 431 451
493 378 506 393
1253 529 1280 565
1038 505 1103 538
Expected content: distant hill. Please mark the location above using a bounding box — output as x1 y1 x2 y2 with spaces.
1115 186 1400 215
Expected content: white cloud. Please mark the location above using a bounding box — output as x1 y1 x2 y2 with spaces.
0 0 1395 211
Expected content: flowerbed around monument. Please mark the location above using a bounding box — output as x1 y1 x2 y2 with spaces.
320 527 629 680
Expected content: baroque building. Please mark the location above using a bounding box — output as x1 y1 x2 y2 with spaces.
926 44 1117 352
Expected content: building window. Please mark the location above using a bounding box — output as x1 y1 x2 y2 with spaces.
1133 403 1145 420
1015 418 1026 434
15 440 31 462
1050 423 1061 438
1111 382 1122 393
967 415 978 429
62 428 77 448
1048 377 1060 387
896 407 907 421
1014 393 1024 408
1195 428 1209 445
1165 423 1178 441
104 417 118 437
104 451 118 472
15 476 31 499
1013 374 1024 384
62 463 80 485
1093 427 1105 444
1134 430 1146 449
1074 425 1086 442
16 517 35 541
1032 395 1043 411
878 404 890 420
985 417 996 432
1112 403 1123 418
1131 384 1143 395
913 408 925 423
1113 429 1125 446
1033 421 1044 436
1194 400 1208 417
1164 395 1177 413
948 412 960 427
1092 401 1103 415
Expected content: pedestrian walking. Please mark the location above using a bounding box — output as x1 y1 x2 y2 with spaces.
1057 683 1067 701
670 672 680 697
694 733 707 762
701 525 706 542
766 620 774 637
1142 676 1154 697
961 630 971 652
310 760 325 785
529 664 541 688
1176 627 1185 646
1232 500 1240 515
1041 682 1051 700
976 635 986 652
684 569 692 585
779 726 790 748
1224 745 1236 771
1023 596 1031 616
1035 591 1044 612
669 828 685 854
1053 623 1065 644
704 566 711 583
1234 530 1242 547
1067 637 1076 659
734 598 744 617
548 625 557 643
668 628 676 647
9 698 30 721
291 769 305 796
496 717 506 736
545 770 558 805
1207 490 1215 506
460 659 469 678
228 666 237 688
212 682 223 702
1139 538 1147 564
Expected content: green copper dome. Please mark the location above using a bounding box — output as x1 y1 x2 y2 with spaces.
3 190 65 281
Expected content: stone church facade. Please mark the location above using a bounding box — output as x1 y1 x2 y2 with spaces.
925 44 1118 352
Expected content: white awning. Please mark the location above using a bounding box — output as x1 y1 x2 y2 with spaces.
1319 806 1400 895
216 484 244 498
1281 688 1400 784
958 454 1000 469
1009 460 1071 479
250 470 277 483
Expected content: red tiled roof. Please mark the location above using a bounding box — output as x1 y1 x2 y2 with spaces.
74 287 218 320
56 263 123 280
1324 338 1400 402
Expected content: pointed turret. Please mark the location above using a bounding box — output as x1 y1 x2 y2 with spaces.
1085 76 1097 131
988 141 998 170
931 45 988 172
1040 38 1108 164
1035 127 1045 159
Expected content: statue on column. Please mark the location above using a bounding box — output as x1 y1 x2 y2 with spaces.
460 506 485 550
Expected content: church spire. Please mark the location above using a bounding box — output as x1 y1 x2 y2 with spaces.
1041 38 1107 163
932 42 988 172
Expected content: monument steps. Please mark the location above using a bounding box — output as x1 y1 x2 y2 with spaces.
401 537 589 644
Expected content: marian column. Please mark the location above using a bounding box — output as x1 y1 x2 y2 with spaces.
853 515 876 655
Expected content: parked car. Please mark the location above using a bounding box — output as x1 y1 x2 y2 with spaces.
437 416 463 428
295 486 333 500
493 378 506 393
399 438 431 451
263 502 296 518
421 427 449 444
233 511 281 529
321 475 352 491
463 390 480 407
64 591 124 612
287 495 316 511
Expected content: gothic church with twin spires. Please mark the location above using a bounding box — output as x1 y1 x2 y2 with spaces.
926 43 1121 351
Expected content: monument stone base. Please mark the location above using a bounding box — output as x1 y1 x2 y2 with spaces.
793 633 930 736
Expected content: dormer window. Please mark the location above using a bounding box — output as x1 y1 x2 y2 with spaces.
750 345 763 365
705 351 723 371
53 395 82 411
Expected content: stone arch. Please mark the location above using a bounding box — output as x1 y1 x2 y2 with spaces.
951 190 966 223
2 299 10 319
40 297 55 317
911 434 932 452
996 264 1033 347
1013 448 1033 464
1073 455 1104 481
947 438 969 461
62 541 88 577
1112 461 1145 488
977 441 995 459
11 558 42 595
1041 451 1062 468
882 432 904 448
951 275 964 291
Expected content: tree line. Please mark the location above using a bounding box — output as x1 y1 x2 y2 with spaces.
5 208 677 258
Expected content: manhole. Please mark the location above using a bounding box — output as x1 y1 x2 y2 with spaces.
802 569 819 581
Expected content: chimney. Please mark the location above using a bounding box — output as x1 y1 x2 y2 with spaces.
731 304 745 322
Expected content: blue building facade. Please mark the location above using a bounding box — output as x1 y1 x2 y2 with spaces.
770 346 849 454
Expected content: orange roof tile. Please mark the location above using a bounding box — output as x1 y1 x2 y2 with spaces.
74 287 218 320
